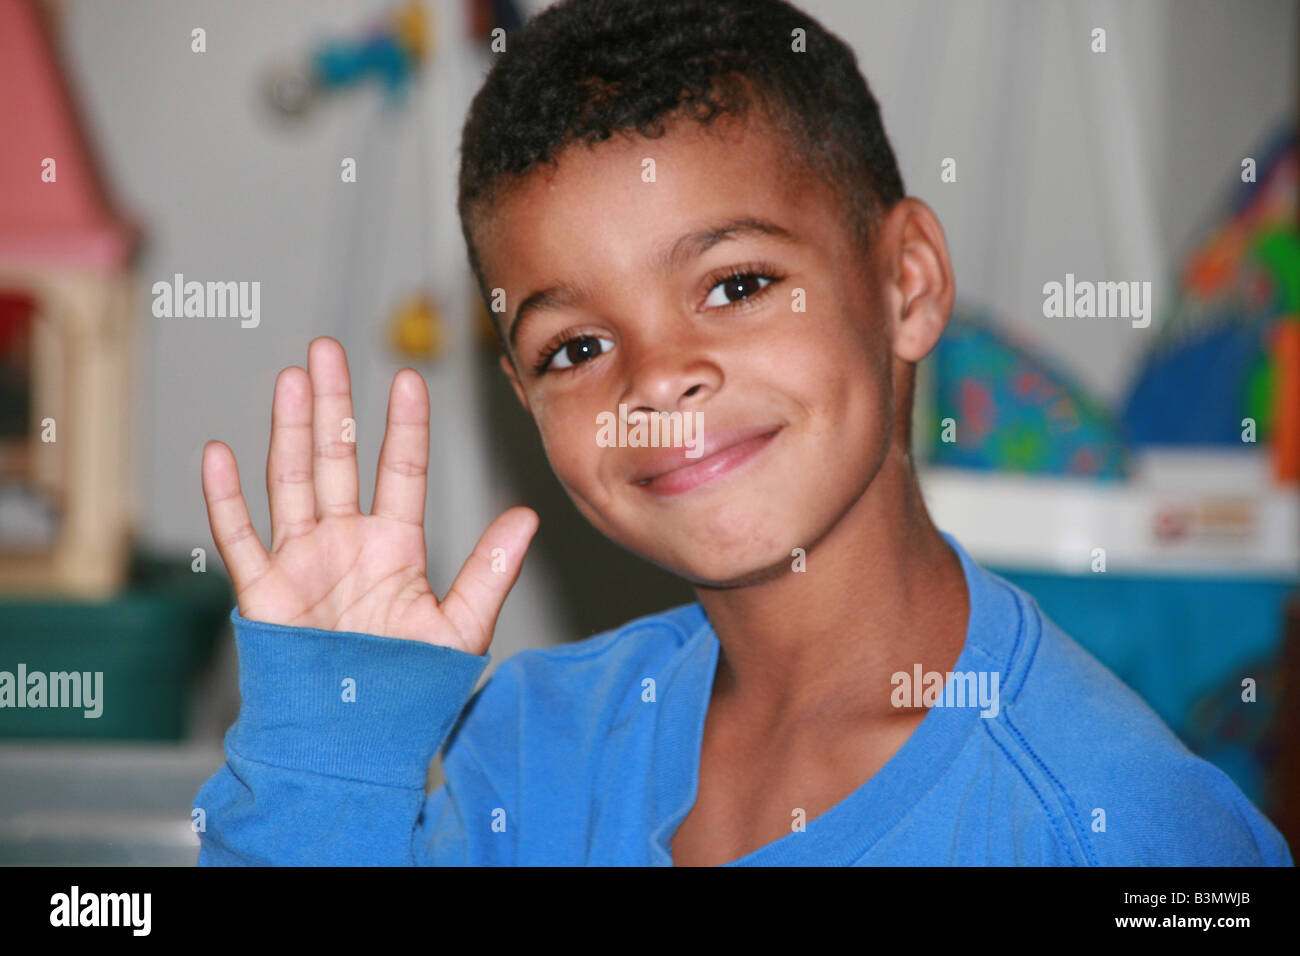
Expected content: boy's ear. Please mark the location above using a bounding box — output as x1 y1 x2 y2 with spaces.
499 352 531 412
881 197 956 365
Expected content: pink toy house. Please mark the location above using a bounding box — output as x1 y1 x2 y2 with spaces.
0 0 138 596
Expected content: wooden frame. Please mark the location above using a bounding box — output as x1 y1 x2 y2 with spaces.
0 265 134 598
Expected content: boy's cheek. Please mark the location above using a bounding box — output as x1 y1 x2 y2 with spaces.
537 415 604 493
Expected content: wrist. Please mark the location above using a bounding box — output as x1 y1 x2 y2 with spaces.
224 608 490 787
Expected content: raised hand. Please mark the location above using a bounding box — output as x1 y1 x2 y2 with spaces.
201 337 538 656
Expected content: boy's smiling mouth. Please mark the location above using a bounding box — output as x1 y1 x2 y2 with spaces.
629 424 784 496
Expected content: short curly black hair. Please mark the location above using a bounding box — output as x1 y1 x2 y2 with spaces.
457 0 906 327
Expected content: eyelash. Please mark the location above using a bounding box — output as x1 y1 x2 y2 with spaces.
700 261 785 313
533 325 600 375
531 261 786 376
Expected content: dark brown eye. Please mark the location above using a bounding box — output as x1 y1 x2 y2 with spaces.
545 334 615 371
704 273 773 308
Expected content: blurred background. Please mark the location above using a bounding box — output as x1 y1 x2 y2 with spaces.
1 0 1297 864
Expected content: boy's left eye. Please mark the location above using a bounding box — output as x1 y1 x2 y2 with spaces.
703 272 774 309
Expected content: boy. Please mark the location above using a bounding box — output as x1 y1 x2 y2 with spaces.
194 0 1292 865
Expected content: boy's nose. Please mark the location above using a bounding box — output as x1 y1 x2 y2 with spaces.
620 349 722 413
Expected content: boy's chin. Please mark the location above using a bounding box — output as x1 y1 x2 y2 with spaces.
602 488 828 588
676 555 800 590
633 539 804 590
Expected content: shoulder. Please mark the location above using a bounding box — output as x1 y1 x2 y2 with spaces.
441 602 707 760
500 601 706 685
985 571 1292 866
477 602 708 720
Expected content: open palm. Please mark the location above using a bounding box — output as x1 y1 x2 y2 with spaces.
201 337 538 655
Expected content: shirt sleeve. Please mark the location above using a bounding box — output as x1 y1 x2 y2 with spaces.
193 609 495 866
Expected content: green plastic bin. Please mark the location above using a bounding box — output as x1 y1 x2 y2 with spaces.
0 552 233 740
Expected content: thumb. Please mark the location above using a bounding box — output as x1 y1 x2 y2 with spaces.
441 506 540 655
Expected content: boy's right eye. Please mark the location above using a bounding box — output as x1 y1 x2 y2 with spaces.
537 335 616 373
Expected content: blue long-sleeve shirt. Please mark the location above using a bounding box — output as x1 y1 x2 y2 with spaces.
193 532 1293 865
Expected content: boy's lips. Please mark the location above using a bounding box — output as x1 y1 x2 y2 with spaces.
629 424 783 496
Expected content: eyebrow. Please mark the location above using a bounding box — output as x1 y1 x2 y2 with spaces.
506 216 798 351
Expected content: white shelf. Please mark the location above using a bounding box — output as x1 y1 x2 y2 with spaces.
919 449 1300 579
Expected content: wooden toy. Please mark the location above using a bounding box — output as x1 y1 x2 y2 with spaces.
0 0 138 597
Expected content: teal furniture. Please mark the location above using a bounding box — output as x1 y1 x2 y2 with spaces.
0 553 232 740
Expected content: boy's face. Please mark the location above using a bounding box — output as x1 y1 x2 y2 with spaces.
475 113 945 587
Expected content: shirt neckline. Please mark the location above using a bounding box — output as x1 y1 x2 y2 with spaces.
648 531 1020 866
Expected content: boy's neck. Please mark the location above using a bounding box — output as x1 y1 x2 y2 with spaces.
693 444 969 728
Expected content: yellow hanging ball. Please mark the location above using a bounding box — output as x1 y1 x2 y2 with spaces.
390 294 445 360
395 1 431 63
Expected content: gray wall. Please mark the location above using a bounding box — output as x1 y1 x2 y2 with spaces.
59 0 1296 675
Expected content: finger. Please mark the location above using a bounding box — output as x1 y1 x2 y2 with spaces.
371 369 430 527
308 337 360 517
441 507 540 654
267 366 317 551
202 440 271 596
